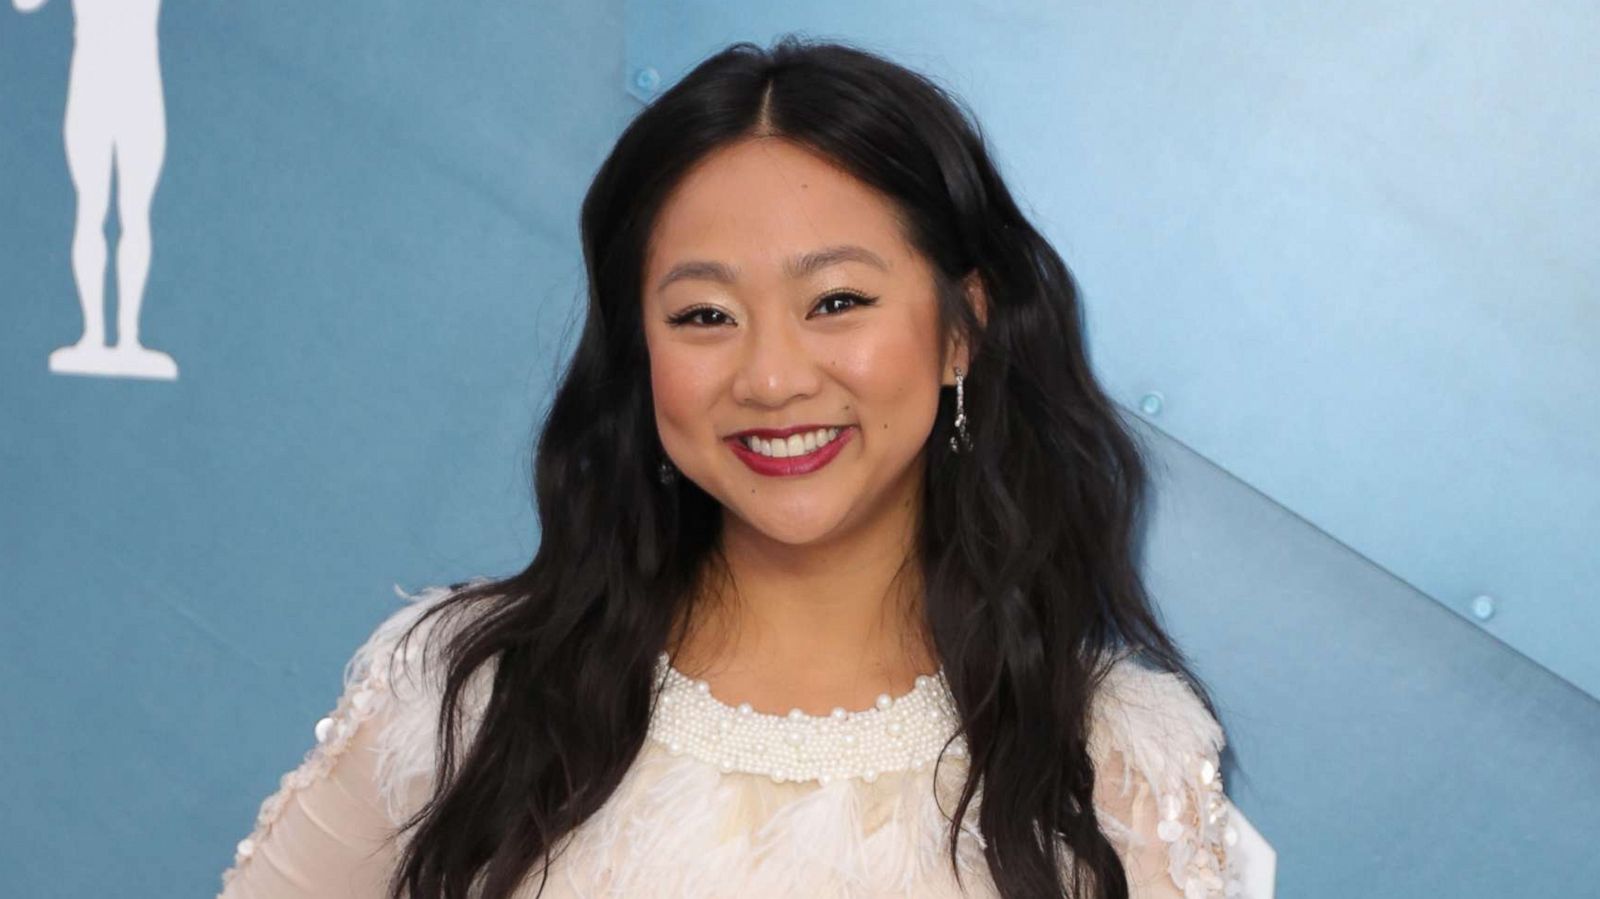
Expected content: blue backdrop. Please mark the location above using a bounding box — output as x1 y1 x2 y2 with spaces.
2 1 1595 896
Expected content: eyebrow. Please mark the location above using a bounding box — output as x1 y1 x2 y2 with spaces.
654 244 890 293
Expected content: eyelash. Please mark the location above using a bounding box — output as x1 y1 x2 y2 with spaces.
665 290 879 328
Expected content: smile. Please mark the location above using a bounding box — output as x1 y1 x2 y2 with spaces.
727 426 855 477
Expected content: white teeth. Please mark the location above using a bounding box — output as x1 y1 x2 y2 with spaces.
741 427 842 458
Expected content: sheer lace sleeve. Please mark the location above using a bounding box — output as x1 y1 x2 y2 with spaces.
217 583 481 898
1089 657 1241 899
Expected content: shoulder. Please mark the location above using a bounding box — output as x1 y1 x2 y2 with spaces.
1087 651 1226 785
218 579 501 892
340 577 500 823
1086 651 1237 897
344 579 489 698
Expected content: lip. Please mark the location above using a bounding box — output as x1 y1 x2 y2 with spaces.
728 423 850 440
727 426 855 477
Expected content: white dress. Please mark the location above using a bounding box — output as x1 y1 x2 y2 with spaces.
217 582 1247 898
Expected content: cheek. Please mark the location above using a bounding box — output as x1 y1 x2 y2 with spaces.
833 325 943 426
649 348 719 433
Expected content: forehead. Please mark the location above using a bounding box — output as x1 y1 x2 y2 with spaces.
644 137 911 284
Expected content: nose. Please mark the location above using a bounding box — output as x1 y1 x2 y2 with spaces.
730 307 823 407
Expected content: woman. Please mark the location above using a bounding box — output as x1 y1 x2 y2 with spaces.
218 36 1241 899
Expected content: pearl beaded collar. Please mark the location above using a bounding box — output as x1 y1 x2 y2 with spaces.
646 652 966 785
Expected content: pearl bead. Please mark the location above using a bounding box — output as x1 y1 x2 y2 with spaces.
644 655 958 783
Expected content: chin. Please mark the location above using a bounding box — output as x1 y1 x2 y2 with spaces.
732 505 848 545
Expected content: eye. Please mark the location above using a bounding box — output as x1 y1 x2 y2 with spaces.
665 306 730 328
811 289 879 317
663 290 879 329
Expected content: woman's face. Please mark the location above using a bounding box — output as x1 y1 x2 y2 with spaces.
641 136 976 547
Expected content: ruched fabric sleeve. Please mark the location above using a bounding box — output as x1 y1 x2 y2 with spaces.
1088 658 1241 899
217 665 406 898
218 583 481 899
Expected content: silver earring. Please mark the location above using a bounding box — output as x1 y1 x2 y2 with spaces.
950 366 972 453
658 457 678 486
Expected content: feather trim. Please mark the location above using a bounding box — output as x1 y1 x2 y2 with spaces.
1088 656 1240 898
348 578 497 826
548 740 997 898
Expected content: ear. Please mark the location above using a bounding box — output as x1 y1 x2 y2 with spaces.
942 270 989 386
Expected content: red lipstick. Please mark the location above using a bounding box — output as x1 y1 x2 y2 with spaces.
726 426 855 477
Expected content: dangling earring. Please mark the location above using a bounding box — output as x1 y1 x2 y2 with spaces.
949 365 973 453
658 456 678 486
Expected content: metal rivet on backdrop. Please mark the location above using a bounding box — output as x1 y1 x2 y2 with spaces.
633 66 661 94
1470 594 1497 621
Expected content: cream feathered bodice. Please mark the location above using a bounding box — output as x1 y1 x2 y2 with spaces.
217 582 1245 898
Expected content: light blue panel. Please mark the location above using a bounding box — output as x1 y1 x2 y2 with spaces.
0 1 627 895
1137 419 1600 898
618 2 1598 896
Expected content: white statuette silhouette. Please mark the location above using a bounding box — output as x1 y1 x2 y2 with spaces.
18 0 177 380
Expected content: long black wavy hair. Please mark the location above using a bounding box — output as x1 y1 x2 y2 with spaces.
385 34 1227 899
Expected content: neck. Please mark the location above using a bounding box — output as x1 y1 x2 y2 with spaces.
669 463 939 711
